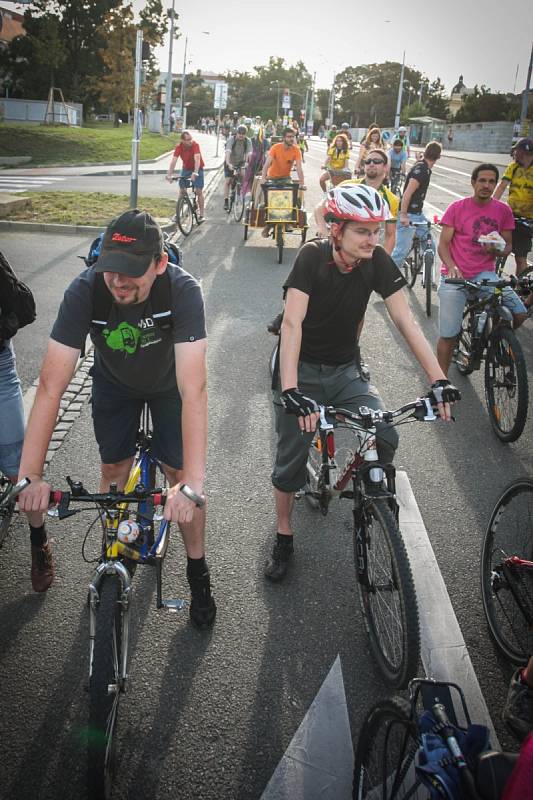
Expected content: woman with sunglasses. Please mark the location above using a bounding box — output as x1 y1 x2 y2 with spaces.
356 126 385 176
319 133 351 193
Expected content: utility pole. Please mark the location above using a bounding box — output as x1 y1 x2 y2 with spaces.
163 0 176 134
328 73 335 126
303 87 309 131
276 82 280 121
519 41 533 135
130 29 143 208
179 36 188 131
308 71 316 134
394 51 405 130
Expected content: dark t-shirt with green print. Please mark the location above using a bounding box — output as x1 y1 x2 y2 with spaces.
51 264 206 397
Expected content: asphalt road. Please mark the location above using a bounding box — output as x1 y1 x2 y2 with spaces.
1 143 532 799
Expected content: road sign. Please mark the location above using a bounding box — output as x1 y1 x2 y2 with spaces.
288 109 293 118
282 89 291 110
214 82 228 110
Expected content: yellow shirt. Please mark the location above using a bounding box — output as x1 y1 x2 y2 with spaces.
327 145 350 170
502 161 533 217
339 179 399 221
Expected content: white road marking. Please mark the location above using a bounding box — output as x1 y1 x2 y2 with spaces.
0 176 66 193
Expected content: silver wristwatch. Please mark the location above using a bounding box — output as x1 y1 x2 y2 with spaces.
179 484 206 508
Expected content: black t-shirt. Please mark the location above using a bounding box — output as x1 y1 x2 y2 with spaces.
51 264 206 397
403 160 432 214
283 240 406 365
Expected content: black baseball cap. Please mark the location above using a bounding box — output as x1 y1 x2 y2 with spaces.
515 137 533 153
94 209 163 277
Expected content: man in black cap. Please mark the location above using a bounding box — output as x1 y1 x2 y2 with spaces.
17 210 216 627
494 137 533 278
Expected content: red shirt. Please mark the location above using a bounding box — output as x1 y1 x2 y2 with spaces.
173 140 204 171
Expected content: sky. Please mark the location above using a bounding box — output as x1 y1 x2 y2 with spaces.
141 0 532 95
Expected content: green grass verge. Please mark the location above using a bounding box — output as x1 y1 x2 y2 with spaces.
0 122 178 166
1 191 175 226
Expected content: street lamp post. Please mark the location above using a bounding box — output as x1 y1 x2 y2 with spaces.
519 41 533 135
394 51 405 129
163 0 176 134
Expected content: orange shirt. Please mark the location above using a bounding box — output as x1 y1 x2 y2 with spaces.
267 142 302 179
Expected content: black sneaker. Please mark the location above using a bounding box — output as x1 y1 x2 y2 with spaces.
502 668 533 741
223 198 229 211
264 540 293 582
187 571 217 629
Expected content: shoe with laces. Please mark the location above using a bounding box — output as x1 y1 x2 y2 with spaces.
502 668 533 741
31 541 55 592
197 215 205 224
223 198 229 211
187 571 216 629
264 539 294 582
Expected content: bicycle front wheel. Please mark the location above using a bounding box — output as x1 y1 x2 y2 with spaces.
484 326 528 442
176 196 193 236
87 575 123 800
423 250 434 317
408 245 420 289
353 697 422 799
481 478 533 664
454 310 475 376
276 224 284 264
356 502 420 688
305 430 327 512
233 186 244 222
0 479 15 548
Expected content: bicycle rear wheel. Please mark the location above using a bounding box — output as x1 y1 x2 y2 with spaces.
353 697 423 799
408 244 420 289
481 478 533 664
87 575 122 800
356 501 420 688
176 196 193 236
423 250 434 317
484 326 528 442
454 309 475 376
276 224 284 264
233 185 244 222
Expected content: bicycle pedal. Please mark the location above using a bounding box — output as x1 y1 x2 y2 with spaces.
161 598 189 612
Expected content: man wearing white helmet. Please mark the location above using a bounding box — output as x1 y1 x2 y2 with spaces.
341 122 353 149
265 184 460 582
396 125 411 158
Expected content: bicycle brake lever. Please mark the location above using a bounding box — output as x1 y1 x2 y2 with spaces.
56 492 77 519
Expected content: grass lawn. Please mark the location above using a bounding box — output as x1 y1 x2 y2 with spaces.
0 122 179 166
1 191 175 226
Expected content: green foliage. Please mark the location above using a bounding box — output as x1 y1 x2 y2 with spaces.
226 57 314 120
400 101 429 124
94 3 136 119
454 86 520 122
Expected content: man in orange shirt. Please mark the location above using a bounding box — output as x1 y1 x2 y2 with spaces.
260 127 305 237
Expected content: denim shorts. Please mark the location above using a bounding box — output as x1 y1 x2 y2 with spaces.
437 271 527 338
179 168 205 189
90 374 183 469
0 341 25 477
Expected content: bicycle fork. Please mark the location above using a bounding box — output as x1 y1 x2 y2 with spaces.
88 561 132 691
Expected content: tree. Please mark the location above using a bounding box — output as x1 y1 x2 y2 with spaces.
426 78 448 119
454 86 519 122
139 0 173 109
400 101 429 125
94 4 135 123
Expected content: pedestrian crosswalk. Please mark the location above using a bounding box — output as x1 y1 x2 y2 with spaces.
0 175 66 193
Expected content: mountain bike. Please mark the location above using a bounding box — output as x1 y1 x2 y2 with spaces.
481 477 533 665
173 177 202 236
449 274 531 443
353 677 518 799
297 394 445 688
402 221 436 317
390 169 405 197
227 166 245 222
0 474 29 548
43 405 204 800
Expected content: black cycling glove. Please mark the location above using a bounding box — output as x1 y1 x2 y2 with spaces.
429 379 461 405
280 388 319 417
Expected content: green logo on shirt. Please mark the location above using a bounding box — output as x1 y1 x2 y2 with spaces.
102 322 140 354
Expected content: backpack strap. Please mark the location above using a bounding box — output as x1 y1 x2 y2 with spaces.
148 270 173 331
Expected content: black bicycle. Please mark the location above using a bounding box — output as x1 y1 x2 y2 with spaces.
402 221 436 317
173 177 202 236
227 166 245 222
495 216 533 279
353 677 517 799
449 274 531 442
298 394 447 688
0 475 29 548
481 477 533 665
390 168 405 197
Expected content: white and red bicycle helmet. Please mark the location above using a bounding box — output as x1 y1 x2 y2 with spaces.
324 184 389 224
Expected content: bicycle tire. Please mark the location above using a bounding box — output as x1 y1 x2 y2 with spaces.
276 224 284 264
455 309 475 376
353 696 422 799
147 460 171 560
301 227 307 244
423 250 434 317
176 196 193 236
304 430 327 512
408 242 420 289
233 186 244 222
356 502 420 688
481 478 533 664
87 575 122 800
484 326 528 442
0 477 14 549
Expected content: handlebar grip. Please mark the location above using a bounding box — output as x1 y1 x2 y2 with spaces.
444 278 466 285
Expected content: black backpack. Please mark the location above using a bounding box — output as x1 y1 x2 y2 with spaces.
0 251 36 343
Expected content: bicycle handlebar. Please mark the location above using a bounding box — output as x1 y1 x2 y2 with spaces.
320 395 442 427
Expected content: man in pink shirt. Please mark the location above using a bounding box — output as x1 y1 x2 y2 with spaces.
436 163 527 374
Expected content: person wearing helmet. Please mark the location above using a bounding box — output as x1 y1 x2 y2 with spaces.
493 137 533 279
326 124 338 146
341 122 353 149
223 124 252 210
396 125 411 157
264 183 460 582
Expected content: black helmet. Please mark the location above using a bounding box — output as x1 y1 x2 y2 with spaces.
515 137 533 153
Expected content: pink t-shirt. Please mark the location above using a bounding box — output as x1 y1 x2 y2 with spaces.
439 197 515 279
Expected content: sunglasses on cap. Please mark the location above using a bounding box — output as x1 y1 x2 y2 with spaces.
364 157 386 165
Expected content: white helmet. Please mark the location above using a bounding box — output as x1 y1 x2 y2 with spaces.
324 184 390 223
398 125 407 133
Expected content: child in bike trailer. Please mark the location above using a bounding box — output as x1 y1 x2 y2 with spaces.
265 183 460 582
17 210 216 628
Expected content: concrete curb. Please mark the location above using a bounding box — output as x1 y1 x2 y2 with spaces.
0 163 224 236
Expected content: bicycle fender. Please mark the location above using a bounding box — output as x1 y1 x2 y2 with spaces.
494 305 513 324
